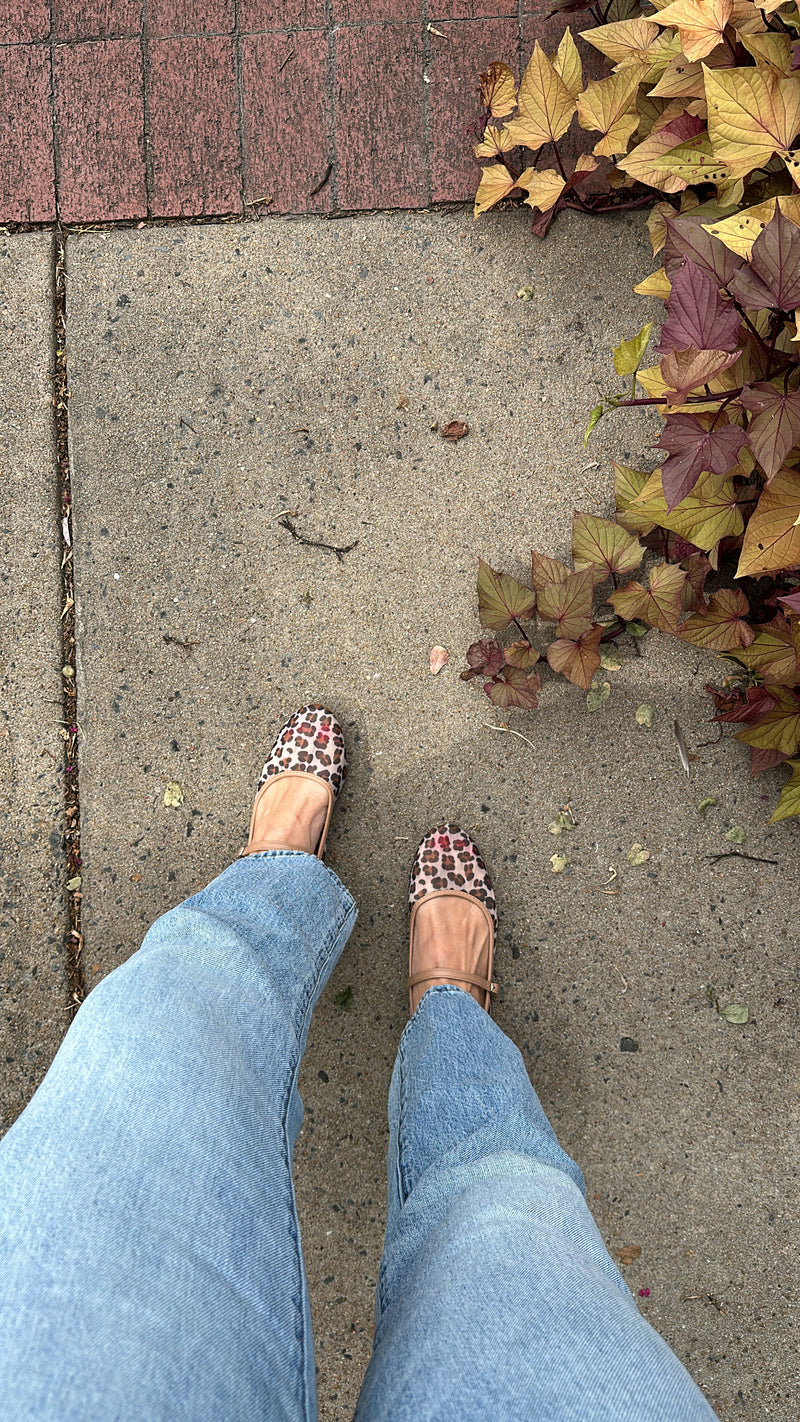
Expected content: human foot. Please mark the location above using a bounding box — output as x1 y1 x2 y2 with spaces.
408 825 498 1014
241 705 346 860
248 774 331 855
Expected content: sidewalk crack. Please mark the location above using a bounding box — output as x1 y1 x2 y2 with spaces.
54 227 85 1017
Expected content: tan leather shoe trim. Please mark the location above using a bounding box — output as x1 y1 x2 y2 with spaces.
240 772 335 861
408 889 497 1014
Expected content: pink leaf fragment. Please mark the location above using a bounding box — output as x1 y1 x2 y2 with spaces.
429 645 450 675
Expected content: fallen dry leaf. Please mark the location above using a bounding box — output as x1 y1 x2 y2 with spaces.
429 645 450 675
441 421 469 441
164 782 184 808
617 1244 642 1265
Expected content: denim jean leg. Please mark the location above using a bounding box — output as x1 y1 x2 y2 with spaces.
355 985 716 1422
0 852 356 1422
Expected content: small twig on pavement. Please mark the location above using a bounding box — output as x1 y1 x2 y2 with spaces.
310 163 334 197
278 49 295 74
163 633 200 652
278 516 358 563
245 195 273 208
482 721 537 754
706 851 778 866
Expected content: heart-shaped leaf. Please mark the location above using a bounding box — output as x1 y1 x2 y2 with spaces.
770 757 800 820
504 43 576 149
654 413 748 509
736 467 800 576
477 558 537 630
538 566 595 638
546 625 603 689
486 667 541 709
655 259 741 355
679 588 755 650
610 562 687 631
480 60 517 117
740 383 800 483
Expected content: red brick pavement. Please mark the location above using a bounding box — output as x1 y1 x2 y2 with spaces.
3 2 576 224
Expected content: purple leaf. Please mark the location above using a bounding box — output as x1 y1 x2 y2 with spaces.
663 214 744 288
654 413 748 509
778 589 800 614
485 667 541 709
740 383 800 483
655 259 741 355
728 210 800 312
461 638 504 680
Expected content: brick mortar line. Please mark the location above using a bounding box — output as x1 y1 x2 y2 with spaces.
140 0 154 214
2 199 477 240
326 0 339 211
3 16 519 49
422 0 432 206
54 227 85 1017
233 0 247 214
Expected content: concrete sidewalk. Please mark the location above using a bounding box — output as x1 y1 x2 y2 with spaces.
1 205 798 1419
55 209 797 1420
0 233 68 1131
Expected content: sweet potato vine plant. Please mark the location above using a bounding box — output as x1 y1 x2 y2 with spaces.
465 0 800 821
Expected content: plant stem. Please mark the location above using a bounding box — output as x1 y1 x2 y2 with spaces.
552 142 569 184
512 616 532 645
709 390 738 431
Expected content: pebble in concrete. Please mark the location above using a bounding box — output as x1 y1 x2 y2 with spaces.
0 234 69 1135
68 212 799 1421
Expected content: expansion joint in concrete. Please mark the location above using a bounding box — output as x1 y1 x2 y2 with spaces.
53 227 85 1018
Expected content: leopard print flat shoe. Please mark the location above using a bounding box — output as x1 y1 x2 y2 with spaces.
241 705 346 861
408 823 498 1014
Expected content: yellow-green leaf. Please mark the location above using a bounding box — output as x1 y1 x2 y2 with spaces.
164 782 184 807
538 566 595 638
655 134 735 185
531 549 571 589
576 69 643 158
504 43 576 149
580 17 661 67
627 841 650 864
552 28 583 99
736 467 800 577
634 266 672 299
720 1002 749 1023
610 561 687 631
480 60 517 118
522 169 566 213
613 321 653 377
633 467 744 550
770 757 800 821
613 461 657 534
704 63 800 169
701 193 800 258
655 0 733 62
473 124 518 159
739 31 792 72
735 687 800 754
586 679 611 711
572 510 644 578
474 162 534 217
477 557 537 629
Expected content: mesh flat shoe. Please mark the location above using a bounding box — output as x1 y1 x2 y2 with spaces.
241 705 346 861
408 823 498 1013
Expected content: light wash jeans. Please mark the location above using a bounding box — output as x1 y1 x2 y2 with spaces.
0 852 715 1420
